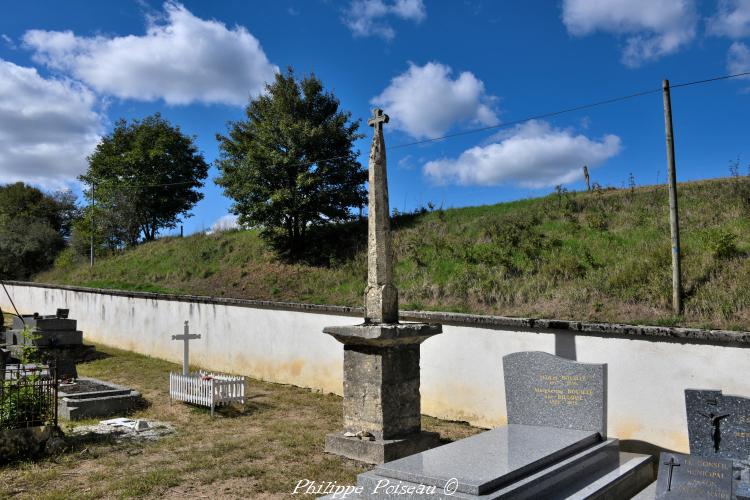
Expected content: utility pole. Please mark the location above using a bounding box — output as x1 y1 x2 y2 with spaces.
583 165 591 191
662 79 682 315
90 182 95 268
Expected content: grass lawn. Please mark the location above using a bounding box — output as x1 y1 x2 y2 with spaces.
0 345 482 499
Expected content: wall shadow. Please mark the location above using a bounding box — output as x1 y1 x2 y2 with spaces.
554 333 577 360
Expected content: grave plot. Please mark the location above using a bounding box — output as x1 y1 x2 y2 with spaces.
3 309 96 379
57 377 141 420
168 321 245 416
329 352 654 499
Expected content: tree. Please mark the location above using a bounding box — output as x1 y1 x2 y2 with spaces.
215 68 366 259
0 182 77 279
80 113 208 244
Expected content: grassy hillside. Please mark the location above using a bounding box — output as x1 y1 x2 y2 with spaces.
38 177 750 330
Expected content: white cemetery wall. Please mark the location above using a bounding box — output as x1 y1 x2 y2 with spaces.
3 281 749 454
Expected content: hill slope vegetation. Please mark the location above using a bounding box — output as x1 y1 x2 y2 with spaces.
38 178 750 330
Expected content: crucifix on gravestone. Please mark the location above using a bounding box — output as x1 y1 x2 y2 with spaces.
663 456 681 492
172 320 200 376
699 411 731 452
364 108 398 324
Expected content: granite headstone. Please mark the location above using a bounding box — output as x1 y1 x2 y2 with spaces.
503 351 607 436
655 452 733 499
686 389 750 498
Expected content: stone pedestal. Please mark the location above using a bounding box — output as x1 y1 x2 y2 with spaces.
324 322 442 464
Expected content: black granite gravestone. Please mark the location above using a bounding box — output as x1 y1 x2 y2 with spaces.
686 389 750 499
655 452 733 499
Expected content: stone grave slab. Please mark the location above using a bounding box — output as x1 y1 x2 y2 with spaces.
654 452 733 499
686 389 750 498
58 377 141 420
323 351 652 499
374 425 600 495
503 351 607 436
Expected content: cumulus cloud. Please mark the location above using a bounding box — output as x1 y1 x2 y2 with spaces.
371 62 498 139
0 59 103 188
709 0 750 38
343 0 426 40
209 214 240 233
728 41 750 75
423 120 621 188
23 1 278 106
561 0 697 67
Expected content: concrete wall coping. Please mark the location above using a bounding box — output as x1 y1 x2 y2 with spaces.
5 281 750 347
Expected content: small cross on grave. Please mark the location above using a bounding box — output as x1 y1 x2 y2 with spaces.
663 456 681 491
172 321 201 376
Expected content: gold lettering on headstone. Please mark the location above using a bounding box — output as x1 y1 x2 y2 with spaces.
532 373 593 406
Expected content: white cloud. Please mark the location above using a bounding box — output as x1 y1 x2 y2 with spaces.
23 1 278 106
209 214 240 233
1 34 15 49
343 0 425 40
371 62 498 139
709 0 750 38
561 0 697 67
0 59 103 188
423 120 621 188
728 41 750 75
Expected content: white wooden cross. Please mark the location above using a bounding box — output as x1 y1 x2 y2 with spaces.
172 320 201 376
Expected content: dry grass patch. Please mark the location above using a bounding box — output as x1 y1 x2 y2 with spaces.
0 344 483 499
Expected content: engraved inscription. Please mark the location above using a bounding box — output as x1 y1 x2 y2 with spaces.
532 373 593 407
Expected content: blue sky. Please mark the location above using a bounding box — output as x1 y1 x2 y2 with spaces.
1 0 749 234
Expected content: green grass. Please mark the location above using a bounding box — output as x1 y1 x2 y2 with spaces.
0 345 482 499
37 177 750 330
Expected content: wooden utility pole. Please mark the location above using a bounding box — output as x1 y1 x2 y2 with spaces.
583 165 591 191
662 79 683 315
89 183 95 268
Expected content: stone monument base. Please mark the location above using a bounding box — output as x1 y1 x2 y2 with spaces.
325 431 441 465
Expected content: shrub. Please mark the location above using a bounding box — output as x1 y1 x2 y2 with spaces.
703 229 740 260
0 383 51 430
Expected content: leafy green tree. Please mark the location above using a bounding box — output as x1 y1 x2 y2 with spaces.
0 182 77 279
215 68 366 258
80 113 208 243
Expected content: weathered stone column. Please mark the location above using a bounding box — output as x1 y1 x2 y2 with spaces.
323 109 442 464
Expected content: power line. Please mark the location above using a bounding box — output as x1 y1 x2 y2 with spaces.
389 87 662 150
390 70 750 150
81 69 750 190
671 70 750 89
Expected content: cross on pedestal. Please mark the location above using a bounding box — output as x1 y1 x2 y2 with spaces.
663 456 681 491
364 107 398 324
172 320 201 376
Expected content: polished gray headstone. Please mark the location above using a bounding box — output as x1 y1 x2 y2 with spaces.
373 424 599 496
503 351 607 436
655 452 733 499
686 389 750 499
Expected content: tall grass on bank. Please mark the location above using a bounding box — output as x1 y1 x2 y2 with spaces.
37 177 750 330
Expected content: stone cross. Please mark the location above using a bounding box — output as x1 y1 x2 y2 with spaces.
663 456 681 491
364 108 398 324
172 320 200 376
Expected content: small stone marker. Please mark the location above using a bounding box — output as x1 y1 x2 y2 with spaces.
172 320 201 376
503 351 607 436
655 452 733 499
686 389 750 497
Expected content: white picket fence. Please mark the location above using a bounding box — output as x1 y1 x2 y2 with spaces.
169 371 246 416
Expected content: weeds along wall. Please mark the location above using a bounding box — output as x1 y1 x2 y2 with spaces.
3 281 749 454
